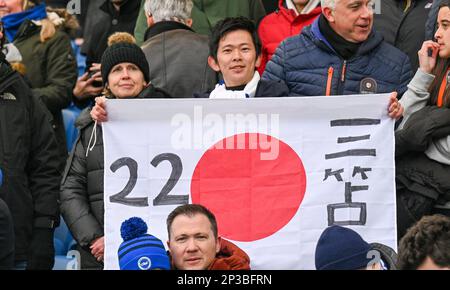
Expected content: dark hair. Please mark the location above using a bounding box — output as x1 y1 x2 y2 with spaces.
166 204 218 240
429 1 450 107
428 59 450 107
398 215 450 270
208 16 261 61
439 0 450 9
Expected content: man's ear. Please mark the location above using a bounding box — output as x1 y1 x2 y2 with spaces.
208 56 221 72
322 8 335 23
146 14 154 27
216 236 221 254
186 18 193 28
255 54 262 69
167 240 171 250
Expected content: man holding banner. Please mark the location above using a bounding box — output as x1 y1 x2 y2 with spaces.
262 0 410 117
92 16 289 116
197 16 289 99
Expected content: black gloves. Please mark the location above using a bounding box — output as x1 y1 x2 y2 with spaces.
27 228 55 270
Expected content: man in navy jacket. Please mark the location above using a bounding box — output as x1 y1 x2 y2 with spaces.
263 0 412 115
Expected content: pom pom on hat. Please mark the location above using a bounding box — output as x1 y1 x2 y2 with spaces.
107 32 136 46
120 217 148 241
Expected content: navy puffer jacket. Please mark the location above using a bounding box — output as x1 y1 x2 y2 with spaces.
262 18 413 97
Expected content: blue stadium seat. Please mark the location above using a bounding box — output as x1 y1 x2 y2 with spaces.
53 216 78 270
71 40 87 78
62 103 82 152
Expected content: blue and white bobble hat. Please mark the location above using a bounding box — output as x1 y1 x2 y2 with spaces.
118 217 170 270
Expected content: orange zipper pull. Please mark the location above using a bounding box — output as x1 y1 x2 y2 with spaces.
326 66 334 96
341 61 347 82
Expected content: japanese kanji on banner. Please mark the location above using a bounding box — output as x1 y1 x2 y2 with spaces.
102 94 397 270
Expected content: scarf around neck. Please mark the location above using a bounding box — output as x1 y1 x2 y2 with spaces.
318 14 361 60
2 3 47 42
209 71 260 99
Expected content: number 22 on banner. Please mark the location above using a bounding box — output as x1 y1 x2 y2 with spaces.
108 153 188 207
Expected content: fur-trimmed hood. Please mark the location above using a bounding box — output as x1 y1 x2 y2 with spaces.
36 7 80 39
24 0 78 32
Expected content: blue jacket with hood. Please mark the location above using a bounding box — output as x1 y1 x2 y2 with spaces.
262 18 413 97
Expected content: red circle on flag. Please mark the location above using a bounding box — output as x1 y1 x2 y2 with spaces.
191 133 306 242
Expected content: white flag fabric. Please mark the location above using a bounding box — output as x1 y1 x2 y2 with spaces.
102 94 397 270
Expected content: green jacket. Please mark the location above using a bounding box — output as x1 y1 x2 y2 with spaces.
134 0 266 46
14 19 78 165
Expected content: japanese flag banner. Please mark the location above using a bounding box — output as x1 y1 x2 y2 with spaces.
102 94 397 270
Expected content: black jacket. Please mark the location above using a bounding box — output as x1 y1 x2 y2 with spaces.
0 198 14 269
46 0 70 8
81 0 140 68
374 0 433 72
14 18 78 168
194 79 290 98
0 61 60 263
60 85 170 267
396 105 450 204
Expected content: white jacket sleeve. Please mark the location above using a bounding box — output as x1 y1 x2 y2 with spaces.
398 69 435 130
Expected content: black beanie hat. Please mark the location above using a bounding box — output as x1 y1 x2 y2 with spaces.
101 42 150 84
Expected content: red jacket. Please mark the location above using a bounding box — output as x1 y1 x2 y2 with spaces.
208 238 250 270
257 0 321 74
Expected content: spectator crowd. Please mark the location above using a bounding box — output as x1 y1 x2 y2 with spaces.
0 0 449 271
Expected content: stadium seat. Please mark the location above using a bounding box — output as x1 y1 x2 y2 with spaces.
62 103 82 152
53 216 78 270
